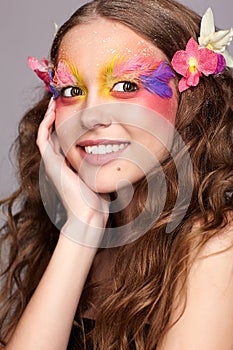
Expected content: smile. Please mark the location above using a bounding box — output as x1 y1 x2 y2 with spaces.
78 140 130 166
85 143 128 155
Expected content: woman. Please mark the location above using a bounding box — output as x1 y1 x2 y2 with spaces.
1 0 233 349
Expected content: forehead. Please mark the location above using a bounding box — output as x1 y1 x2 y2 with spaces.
58 18 165 64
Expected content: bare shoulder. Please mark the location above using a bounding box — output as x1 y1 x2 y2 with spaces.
197 214 233 257
158 215 233 350
190 216 233 298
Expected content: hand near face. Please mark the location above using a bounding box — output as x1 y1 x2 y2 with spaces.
36 98 110 246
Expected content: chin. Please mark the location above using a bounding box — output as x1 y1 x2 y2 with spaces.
85 171 144 196
85 178 125 194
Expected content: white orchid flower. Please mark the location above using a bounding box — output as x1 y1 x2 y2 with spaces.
52 21 59 37
198 8 233 67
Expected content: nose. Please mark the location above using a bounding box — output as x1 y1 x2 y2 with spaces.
80 94 112 130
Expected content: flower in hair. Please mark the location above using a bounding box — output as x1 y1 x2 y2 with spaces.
28 57 51 88
198 8 233 67
171 38 223 92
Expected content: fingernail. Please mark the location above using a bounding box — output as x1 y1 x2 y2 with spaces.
47 97 56 113
48 97 54 108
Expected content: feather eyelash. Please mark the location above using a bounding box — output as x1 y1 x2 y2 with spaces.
28 55 175 100
104 55 175 98
140 62 175 98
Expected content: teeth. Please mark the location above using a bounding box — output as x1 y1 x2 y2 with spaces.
84 143 128 155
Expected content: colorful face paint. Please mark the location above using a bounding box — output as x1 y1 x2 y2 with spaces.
28 55 175 100
53 60 77 87
51 19 178 197
28 57 83 100
51 60 85 99
102 55 175 98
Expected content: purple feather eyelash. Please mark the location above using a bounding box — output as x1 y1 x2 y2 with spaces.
139 62 175 98
48 68 60 100
109 57 175 99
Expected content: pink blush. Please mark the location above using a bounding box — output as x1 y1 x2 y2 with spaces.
134 89 177 124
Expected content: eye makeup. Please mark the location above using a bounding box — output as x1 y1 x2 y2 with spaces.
36 55 175 99
102 55 175 98
50 60 85 98
53 60 79 86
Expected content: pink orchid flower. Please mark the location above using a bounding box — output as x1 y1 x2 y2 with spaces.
171 38 221 92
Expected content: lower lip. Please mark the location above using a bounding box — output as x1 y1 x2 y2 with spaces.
78 145 129 166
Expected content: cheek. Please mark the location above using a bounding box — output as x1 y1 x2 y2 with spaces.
55 98 83 128
54 101 83 155
135 90 177 124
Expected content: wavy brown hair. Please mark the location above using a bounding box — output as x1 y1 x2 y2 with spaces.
1 0 233 349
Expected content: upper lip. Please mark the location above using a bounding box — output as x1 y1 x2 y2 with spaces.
77 139 130 147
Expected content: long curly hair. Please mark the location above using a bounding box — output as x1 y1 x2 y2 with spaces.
1 0 233 349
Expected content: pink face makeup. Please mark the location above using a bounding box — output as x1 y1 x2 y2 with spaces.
45 19 179 195
52 55 177 123
28 54 177 125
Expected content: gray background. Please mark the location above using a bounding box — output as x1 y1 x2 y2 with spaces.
0 0 233 198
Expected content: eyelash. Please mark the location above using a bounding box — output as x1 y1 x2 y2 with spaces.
60 86 85 98
111 81 139 93
59 80 139 99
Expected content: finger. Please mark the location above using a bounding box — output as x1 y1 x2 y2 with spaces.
44 98 56 123
37 100 56 153
50 131 62 155
47 96 54 112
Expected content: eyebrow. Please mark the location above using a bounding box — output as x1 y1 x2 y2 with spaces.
52 56 175 99
103 55 175 98
69 63 83 85
105 55 160 78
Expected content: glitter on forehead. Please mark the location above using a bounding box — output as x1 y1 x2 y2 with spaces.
103 55 175 99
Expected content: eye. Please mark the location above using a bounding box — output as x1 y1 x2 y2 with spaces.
111 81 139 93
61 86 85 98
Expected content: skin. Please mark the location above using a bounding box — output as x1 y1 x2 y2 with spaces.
54 18 178 193
5 18 233 350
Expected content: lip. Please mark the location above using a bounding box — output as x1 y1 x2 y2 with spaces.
77 139 128 147
77 139 130 166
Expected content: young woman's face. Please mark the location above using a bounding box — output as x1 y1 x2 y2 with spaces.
55 18 178 193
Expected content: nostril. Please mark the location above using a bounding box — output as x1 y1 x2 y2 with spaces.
79 108 112 130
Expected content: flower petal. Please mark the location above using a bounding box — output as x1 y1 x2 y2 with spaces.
186 38 199 57
200 8 215 38
28 56 49 72
53 22 59 37
209 29 233 52
178 77 190 92
186 70 201 86
198 48 218 75
171 51 188 75
214 54 226 74
28 56 50 86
